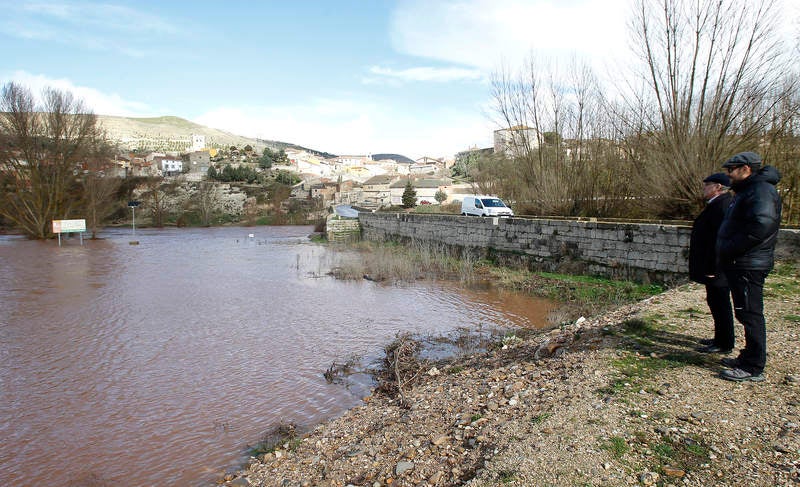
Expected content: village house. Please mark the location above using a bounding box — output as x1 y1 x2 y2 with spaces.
290 181 311 200
185 150 211 173
361 174 398 208
410 156 444 176
333 179 361 206
494 125 540 157
153 155 183 176
128 157 159 177
341 165 372 181
390 177 451 206
310 181 339 206
333 154 371 167
373 156 407 175
296 155 332 177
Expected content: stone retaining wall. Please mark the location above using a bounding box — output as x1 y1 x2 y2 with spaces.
359 213 799 284
326 216 361 242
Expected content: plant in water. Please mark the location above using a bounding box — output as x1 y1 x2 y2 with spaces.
323 353 362 384
247 423 299 457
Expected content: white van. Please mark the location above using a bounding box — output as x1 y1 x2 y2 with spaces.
460 195 514 217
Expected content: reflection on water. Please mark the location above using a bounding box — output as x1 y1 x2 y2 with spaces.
0 227 554 486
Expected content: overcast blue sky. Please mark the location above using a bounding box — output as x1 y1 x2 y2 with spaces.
1 1 797 159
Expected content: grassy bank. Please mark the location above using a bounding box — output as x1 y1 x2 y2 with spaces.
327 239 665 324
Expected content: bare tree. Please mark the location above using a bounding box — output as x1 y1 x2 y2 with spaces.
620 0 797 217
81 142 120 239
191 181 221 226
0 82 105 238
490 55 632 216
141 177 171 227
82 173 121 239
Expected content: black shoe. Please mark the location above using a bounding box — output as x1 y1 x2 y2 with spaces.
698 338 715 346
720 357 740 368
720 367 765 382
696 344 733 354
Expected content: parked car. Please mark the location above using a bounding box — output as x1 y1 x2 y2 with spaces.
460 195 514 217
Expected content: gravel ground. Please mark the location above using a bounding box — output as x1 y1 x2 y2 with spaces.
221 263 799 487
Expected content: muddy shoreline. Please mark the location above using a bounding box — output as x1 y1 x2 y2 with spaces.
220 264 799 486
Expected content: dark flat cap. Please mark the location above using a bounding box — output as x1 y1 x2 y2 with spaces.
722 151 762 167
703 172 730 186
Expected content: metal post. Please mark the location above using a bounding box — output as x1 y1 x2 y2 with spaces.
127 201 140 245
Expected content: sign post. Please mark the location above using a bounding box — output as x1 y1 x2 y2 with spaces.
52 219 87 246
128 201 140 245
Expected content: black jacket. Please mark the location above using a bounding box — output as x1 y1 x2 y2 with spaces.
689 192 732 284
717 166 782 271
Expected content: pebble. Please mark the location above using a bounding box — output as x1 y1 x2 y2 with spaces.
432 435 449 446
396 461 415 476
662 466 685 478
640 471 660 485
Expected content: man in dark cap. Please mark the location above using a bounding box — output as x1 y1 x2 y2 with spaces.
689 173 733 353
716 151 782 382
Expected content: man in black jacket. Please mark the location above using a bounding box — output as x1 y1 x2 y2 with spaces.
716 151 782 382
689 173 733 353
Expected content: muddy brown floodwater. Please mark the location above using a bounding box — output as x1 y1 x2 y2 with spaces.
0 226 554 486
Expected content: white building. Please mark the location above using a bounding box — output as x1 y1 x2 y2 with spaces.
155 156 183 176
191 134 206 152
494 125 540 157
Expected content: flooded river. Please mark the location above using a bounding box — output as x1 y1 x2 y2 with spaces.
0 226 554 486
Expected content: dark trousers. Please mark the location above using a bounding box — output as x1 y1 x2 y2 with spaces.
705 282 734 350
725 269 769 374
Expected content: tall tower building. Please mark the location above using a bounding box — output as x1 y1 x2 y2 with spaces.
191 134 206 152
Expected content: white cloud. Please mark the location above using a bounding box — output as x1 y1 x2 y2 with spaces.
0 2 178 57
366 65 485 83
390 0 631 72
1 71 157 116
194 99 494 159
20 2 176 34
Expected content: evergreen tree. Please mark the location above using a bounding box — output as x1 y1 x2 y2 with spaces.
401 180 417 208
259 149 273 169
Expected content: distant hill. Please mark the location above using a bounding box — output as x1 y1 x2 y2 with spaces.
97 115 411 161
256 138 337 159
97 115 333 156
372 153 414 164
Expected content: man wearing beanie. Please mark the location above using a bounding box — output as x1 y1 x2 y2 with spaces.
716 151 782 382
689 173 734 354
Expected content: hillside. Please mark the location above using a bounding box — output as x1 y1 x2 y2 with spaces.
373 153 414 164
97 115 332 156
